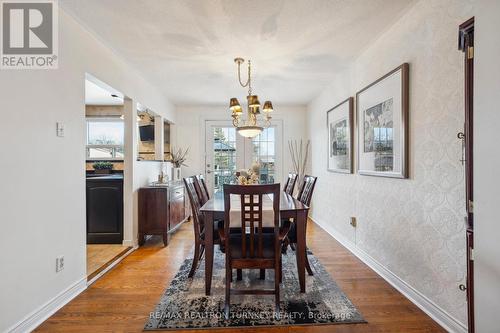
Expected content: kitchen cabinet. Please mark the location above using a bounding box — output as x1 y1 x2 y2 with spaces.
86 175 123 244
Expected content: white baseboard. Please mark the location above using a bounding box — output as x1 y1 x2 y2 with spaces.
87 246 137 285
7 277 87 333
310 217 467 333
122 239 136 247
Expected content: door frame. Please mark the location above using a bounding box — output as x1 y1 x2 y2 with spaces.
458 16 474 333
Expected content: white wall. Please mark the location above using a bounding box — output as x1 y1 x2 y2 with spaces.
307 0 473 329
0 8 174 332
174 105 308 183
474 1 500 332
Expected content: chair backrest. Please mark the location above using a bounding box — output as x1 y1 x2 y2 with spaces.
283 173 298 195
183 176 204 239
297 175 317 206
195 174 210 204
223 184 280 260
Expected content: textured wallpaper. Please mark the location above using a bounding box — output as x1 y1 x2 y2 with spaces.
307 0 473 325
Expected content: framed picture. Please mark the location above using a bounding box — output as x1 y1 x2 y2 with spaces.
356 63 409 178
327 97 354 173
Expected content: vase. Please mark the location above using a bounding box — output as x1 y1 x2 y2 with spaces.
171 167 181 182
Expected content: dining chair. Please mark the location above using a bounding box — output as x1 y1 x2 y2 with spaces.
283 173 298 195
222 183 283 318
285 175 317 276
183 176 221 278
195 174 210 204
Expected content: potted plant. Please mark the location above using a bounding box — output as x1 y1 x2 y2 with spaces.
169 147 189 181
92 161 114 174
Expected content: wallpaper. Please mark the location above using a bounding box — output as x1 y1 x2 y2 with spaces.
307 0 473 325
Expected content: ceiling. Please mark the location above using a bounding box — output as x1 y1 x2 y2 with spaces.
85 80 123 105
63 0 415 106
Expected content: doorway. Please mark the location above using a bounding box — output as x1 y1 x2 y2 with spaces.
85 75 131 282
204 120 283 194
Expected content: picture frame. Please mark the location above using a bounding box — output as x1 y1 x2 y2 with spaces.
356 63 409 178
327 97 354 173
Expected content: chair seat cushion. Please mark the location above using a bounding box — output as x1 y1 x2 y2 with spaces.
229 233 277 259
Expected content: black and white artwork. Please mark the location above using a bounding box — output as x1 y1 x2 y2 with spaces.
327 98 353 173
356 64 409 178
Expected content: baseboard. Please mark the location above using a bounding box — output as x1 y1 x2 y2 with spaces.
122 239 136 247
7 277 87 333
87 246 137 285
310 217 467 333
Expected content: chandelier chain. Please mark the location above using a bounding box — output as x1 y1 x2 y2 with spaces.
237 59 252 96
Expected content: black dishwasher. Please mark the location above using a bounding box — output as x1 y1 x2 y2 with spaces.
86 174 123 244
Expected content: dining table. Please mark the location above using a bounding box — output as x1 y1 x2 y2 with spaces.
200 190 310 295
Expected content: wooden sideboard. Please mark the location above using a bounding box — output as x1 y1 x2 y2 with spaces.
138 182 190 246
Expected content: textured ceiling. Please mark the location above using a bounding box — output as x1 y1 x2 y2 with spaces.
61 0 415 105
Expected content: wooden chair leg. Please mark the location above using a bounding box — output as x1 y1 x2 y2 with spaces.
188 242 200 278
279 257 283 283
259 269 265 279
225 262 231 319
275 260 280 316
305 250 314 276
199 245 205 261
281 237 289 254
237 269 242 281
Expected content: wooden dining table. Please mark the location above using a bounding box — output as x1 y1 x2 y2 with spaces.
200 190 309 295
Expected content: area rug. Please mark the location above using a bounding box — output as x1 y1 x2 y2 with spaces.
144 247 365 330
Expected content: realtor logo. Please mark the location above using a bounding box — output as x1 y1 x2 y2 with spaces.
1 0 58 69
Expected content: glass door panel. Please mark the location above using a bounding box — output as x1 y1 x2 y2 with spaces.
250 126 277 184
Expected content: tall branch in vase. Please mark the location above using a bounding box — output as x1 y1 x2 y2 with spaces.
288 139 310 192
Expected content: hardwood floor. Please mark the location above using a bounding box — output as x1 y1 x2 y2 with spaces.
36 220 445 332
86 244 131 281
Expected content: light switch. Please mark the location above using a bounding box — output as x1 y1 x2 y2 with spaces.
56 122 65 137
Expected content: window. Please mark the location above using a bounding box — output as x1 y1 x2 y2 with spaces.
86 119 124 160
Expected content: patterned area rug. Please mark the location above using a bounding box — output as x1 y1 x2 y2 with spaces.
145 247 365 330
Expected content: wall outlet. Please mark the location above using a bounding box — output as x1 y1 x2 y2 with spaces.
56 122 65 137
350 217 357 228
56 256 64 272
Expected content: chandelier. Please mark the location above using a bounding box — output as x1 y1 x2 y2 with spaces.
229 57 273 138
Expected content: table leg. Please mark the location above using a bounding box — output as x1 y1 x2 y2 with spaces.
296 210 307 293
204 211 214 295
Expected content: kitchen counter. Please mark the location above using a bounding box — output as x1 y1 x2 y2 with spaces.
86 174 124 180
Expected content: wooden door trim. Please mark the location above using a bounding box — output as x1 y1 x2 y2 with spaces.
458 16 474 333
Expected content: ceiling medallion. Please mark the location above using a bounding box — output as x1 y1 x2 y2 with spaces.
229 57 273 138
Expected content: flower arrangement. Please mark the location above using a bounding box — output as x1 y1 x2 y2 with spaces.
169 147 189 168
235 162 260 185
288 139 310 192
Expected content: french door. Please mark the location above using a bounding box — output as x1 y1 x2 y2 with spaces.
204 120 282 194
